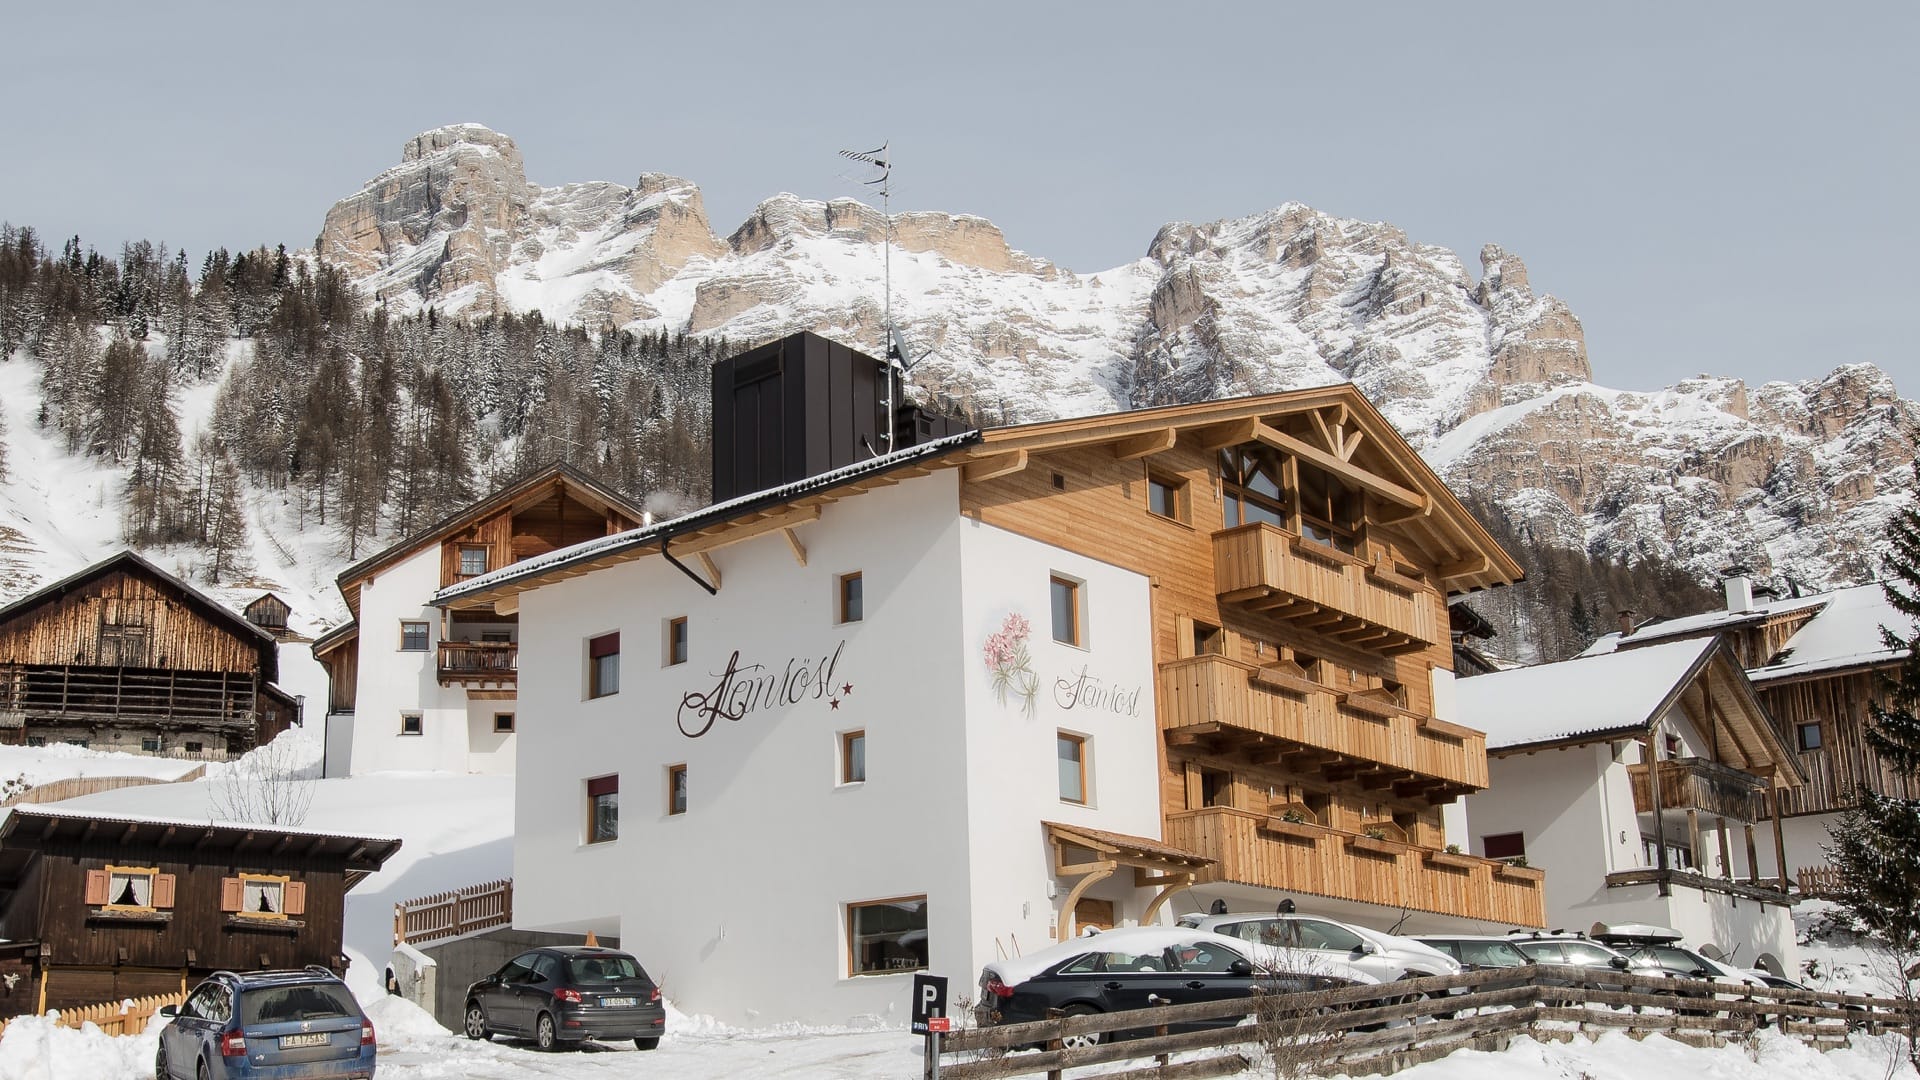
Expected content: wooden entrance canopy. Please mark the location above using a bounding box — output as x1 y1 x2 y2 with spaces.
1044 822 1214 942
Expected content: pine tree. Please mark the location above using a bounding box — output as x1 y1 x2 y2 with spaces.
203 450 251 583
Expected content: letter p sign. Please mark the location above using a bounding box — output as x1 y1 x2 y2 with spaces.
910 973 948 1036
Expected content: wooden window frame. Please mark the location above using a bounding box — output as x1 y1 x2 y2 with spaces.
1057 731 1088 805
1796 722 1823 752
588 632 621 698
1146 470 1189 524
141 735 163 753
841 729 866 785
1050 575 1083 648
457 545 489 577
399 712 423 736
399 620 431 652
1219 446 1291 530
838 572 865 625
235 873 291 921
667 763 688 816
847 895 930 977
586 774 619 844
493 712 515 734
101 864 160 912
665 617 688 667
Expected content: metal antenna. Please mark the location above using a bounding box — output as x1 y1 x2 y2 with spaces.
839 142 898 454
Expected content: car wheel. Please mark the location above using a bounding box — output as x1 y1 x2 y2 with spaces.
535 1011 558 1051
635 1036 660 1050
463 1002 491 1041
154 1043 168 1080
1057 1004 1104 1049
196 1058 209 1080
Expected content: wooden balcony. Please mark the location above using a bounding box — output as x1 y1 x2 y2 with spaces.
1164 806 1545 928
1213 523 1442 655
0 664 259 731
1628 757 1766 823
437 641 518 688
1159 654 1486 794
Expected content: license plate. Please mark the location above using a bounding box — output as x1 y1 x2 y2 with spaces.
279 1032 330 1048
600 996 638 1007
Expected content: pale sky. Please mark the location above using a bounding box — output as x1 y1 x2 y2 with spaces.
2 2 1913 393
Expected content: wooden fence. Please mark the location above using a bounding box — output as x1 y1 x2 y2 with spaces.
941 964 1920 1079
0 990 187 1039
1798 865 1844 898
3 767 206 807
394 878 513 945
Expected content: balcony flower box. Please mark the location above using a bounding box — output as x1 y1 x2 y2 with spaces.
1496 861 1545 882
1422 850 1480 871
1262 817 1327 842
1346 833 1404 858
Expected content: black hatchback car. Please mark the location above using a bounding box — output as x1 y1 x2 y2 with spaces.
463 946 664 1051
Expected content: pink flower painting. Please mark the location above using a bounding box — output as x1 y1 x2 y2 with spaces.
984 611 1040 717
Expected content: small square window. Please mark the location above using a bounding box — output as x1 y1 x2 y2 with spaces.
400 621 431 652
1662 733 1682 759
667 764 688 816
838 573 864 624
1057 732 1087 804
24 736 44 748
589 632 620 698
494 713 515 734
1049 576 1082 647
1148 472 1188 522
849 896 929 975
841 730 866 785
239 874 287 919
183 741 202 754
1796 722 1822 751
1198 766 1231 808
141 736 163 753
665 618 688 667
400 713 423 736
458 545 488 576
106 865 158 909
587 775 618 843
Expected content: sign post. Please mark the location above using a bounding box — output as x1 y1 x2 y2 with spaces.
912 973 949 1080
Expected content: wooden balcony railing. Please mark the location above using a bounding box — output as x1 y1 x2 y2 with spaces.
395 877 513 945
1212 524 1442 655
0 664 257 730
437 641 518 687
1628 757 1766 822
1164 806 1546 928
1158 654 1486 791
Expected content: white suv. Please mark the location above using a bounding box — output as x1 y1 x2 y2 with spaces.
1174 912 1461 983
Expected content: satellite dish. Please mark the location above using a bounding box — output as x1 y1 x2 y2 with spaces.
889 328 933 373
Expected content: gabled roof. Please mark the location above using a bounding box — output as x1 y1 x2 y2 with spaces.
1457 636 1801 783
335 462 648 615
0 551 279 683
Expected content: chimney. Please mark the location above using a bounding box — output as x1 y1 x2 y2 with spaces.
1616 610 1636 637
1720 565 1754 612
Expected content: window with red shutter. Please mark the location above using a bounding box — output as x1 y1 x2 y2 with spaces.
220 877 244 912
284 881 307 916
83 869 110 906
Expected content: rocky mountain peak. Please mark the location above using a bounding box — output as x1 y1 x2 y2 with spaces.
401 123 521 164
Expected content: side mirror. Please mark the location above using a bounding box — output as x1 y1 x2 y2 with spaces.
1691 968 1712 979
1358 941 1380 956
1609 956 1629 970
159 1005 180 1018
1228 959 1254 977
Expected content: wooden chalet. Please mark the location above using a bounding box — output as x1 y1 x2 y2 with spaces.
0 552 298 759
0 807 399 1018
242 592 300 643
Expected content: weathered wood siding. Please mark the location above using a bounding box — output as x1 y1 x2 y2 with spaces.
1762 670 1919 817
440 490 639 589
0 569 260 673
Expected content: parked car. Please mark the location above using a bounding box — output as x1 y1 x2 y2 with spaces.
463 945 665 1051
1503 931 1639 993
1414 934 1537 993
1588 925 1767 989
156 967 376 1080
976 926 1374 1048
1176 911 1462 985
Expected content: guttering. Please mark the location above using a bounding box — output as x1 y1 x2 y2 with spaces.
658 535 718 596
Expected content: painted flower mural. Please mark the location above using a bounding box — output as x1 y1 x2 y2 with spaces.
984 612 1041 717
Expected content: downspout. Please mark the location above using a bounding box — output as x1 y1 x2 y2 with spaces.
658 535 718 596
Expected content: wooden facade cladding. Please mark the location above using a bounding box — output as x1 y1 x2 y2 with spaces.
438 489 639 592
1760 669 1920 818
1628 757 1767 823
1213 524 1443 654
0 568 263 673
1159 654 1485 791
1163 806 1546 927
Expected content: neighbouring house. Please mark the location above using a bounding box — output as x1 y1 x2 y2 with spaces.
311 463 646 777
0 807 399 1018
1456 635 1804 973
0 552 300 759
1583 576 1920 887
432 330 1536 1026
243 592 300 643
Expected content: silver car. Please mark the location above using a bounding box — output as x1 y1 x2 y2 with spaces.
1174 912 1461 983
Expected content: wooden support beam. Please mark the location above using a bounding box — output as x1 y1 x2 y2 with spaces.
1113 428 1178 460
962 449 1029 483
493 596 519 616
782 528 807 567
697 552 722 591
1437 554 1492 581
1252 422 1426 510
677 505 822 556
1195 418 1261 450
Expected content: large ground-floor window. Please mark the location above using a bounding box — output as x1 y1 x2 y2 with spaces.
847 896 929 975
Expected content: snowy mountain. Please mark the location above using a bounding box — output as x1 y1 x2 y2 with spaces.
319 125 1918 593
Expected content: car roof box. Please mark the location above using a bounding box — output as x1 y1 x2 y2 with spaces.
1589 922 1680 944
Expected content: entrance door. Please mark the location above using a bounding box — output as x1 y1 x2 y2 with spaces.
1073 897 1115 935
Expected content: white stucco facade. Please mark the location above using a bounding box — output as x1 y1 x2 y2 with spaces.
508 471 1169 1025
348 545 518 776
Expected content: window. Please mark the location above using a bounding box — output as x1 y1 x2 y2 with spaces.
141 736 162 753
667 764 687 816
1057 732 1087 804
1199 767 1231 808
1662 733 1682 759
400 713 423 736
494 712 515 734
400 621 431 652
234 874 290 920
1147 472 1188 522
1482 832 1526 861
458 545 488 576
589 632 620 697
665 618 688 667
848 896 929 975
1219 446 1289 528
838 573 864 624
183 741 203 754
587 775 618 843
24 736 44 747
1796 722 1823 751
94 864 162 910
841 730 866 784
1297 464 1360 553
1191 620 1223 657
1050 576 1082 646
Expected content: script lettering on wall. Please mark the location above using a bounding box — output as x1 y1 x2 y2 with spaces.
1053 665 1143 718
677 641 849 738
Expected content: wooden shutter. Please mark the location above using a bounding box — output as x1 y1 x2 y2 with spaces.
84 869 110 906
220 877 243 912
589 632 620 658
153 874 177 909
284 881 307 916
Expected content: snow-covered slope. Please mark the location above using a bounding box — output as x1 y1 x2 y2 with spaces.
318 125 1919 592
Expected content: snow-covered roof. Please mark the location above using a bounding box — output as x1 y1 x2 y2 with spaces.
1455 637 1719 750
1581 582 1912 684
0 804 401 847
